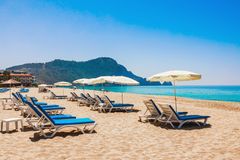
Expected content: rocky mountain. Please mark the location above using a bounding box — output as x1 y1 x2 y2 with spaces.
6 57 171 85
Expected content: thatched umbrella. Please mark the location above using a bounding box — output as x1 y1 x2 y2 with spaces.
1 79 21 98
1 79 21 86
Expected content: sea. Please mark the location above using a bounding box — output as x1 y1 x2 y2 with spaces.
76 85 240 102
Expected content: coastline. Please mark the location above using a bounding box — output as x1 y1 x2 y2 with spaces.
72 87 240 111
80 85 240 103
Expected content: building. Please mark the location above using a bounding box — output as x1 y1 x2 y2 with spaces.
0 72 35 86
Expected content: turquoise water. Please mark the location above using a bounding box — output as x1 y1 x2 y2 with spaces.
78 85 240 102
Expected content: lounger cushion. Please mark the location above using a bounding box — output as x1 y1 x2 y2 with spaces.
41 105 60 108
50 114 76 119
177 112 188 115
57 95 67 97
53 118 95 125
41 106 65 110
179 115 210 120
31 97 38 102
112 103 134 107
35 102 48 105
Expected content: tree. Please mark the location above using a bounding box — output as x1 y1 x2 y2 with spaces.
3 71 11 80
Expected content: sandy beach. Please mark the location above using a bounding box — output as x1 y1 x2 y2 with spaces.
0 87 240 160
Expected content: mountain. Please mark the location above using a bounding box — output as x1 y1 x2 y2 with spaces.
6 57 171 85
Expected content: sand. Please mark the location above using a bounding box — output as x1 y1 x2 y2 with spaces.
0 87 240 160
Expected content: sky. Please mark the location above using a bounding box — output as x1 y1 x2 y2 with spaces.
0 0 240 85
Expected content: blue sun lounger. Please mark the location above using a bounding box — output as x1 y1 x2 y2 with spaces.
35 102 97 138
25 101 76 130
0 88 10 93
102 95 134 113
26 97 66 115
158 104 210 129
25 101 75 120
19 88 29 93
139 99 188 123
16 92 47 106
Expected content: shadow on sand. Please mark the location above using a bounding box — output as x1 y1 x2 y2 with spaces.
139 120 212 130
29 130 97 142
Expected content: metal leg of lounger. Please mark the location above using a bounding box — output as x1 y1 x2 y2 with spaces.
40 126 80 138
169 122 176 129
89 123 97 133
178 121 188 129
195 121 201 126
203 118 208 126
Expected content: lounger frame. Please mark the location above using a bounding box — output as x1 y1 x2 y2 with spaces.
158 104 209 129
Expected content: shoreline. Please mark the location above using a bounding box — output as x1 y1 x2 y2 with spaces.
1 87 240 111
63 87 240 111
73 85 240 103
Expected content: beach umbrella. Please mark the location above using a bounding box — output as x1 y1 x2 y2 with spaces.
1 79 21 86
92 76 139 85
92 76 139 103
73 78 96 93
147 70 201 111
38 84 48 87
54 81 72 95
54 81 72 87
73 78 96 85
1 79 21 98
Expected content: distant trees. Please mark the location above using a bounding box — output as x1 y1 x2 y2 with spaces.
2 71 11 81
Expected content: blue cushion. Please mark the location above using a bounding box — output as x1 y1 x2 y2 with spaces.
112 103 134 107
50 114 76 119
179 115 210 120
35 102 48 105
177 112 188 115
20 88 29 92
41 105 60 108
41 106 65 110
53 118 95 125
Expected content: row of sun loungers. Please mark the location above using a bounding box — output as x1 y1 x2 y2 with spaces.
1 91 210 138
68 92 135 113
139 99 210 129
6 92 97 138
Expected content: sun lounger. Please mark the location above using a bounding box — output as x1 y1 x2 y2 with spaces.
85 93 96 105
49 91 67 99
34 102 97 138
91 95 115 111
90 95 105 111
70 92 88 102
139 99 187 123
16 92 47 106
158 104 210 129
76 93 92 106
19 88 29 93
102 95 134 113
0 88 10 93
27 97 65 113
24 100 76 130
69 92 79 101
11 93 29 115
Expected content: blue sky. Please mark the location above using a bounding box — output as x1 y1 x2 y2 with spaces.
0 0 240 85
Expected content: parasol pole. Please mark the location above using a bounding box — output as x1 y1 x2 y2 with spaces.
121 85 123 104
173 80 177 112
